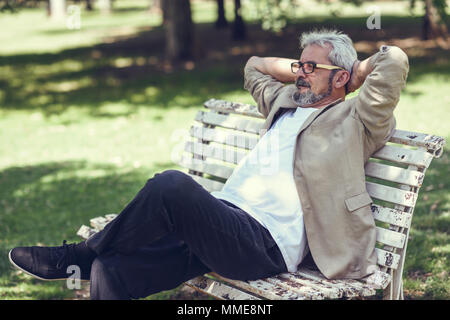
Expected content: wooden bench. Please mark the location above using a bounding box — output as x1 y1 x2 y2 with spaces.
77 98 445 300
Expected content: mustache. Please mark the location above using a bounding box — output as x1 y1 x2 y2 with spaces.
296 78 311 88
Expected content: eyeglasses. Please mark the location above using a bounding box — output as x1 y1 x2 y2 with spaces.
291 61 344 74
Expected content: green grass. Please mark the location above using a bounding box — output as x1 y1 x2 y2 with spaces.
0 0 449 299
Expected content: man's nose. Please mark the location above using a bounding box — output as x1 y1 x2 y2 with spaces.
295 68 307 82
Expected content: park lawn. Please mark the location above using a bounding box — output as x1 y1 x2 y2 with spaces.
0 0 449 299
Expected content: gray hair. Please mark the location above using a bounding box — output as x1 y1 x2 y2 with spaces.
299 29 357 73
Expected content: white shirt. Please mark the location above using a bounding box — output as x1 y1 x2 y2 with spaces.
211 106 317 272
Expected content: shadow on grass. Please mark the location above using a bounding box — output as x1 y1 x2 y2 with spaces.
0 159 178 299
0 15 448 119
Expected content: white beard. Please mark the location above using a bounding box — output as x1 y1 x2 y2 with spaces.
293 70 337 107
292 88 328 107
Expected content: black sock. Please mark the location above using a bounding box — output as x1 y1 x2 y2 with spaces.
74 241 97 262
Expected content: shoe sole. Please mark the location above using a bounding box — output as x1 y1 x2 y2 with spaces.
8 249 89 282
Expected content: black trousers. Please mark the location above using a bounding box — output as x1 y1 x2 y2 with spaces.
85 170 287 299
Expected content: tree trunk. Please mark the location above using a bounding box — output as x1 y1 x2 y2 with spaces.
98 0 113 14
85 0 93 11
148 0 162 14
232 0 246 40
160 0 168 25
215 0 228 28
48 0 66 20
423 0 448 40
163 0 194 62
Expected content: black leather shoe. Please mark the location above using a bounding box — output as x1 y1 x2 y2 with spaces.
9 240 92 281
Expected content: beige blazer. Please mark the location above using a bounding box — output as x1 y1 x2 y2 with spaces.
244 45 409 279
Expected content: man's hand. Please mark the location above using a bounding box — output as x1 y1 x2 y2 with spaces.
346 60 362 93
346 57 374 94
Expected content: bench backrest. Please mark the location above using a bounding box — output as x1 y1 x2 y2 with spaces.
178 99 445 299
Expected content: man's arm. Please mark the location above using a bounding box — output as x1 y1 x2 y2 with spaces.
246 56 297 83
348 46 409 147
244 56 297 118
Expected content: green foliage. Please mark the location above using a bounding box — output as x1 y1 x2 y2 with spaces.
0 0 45 12
244 0 297 33
339 0 366 6
410 0 449 24
243 0 447 34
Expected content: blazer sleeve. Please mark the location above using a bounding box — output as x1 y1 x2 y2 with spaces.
243 63 295 118
355 45 409 147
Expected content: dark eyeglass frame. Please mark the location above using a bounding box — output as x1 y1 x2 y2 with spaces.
291 61 344 74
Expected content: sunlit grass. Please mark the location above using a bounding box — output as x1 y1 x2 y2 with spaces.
0 2 160 55
396 74 450 136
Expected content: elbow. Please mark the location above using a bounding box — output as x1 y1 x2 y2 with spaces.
244 56 265 81
390 46 408 63
246 56 260 69
387 46 409 81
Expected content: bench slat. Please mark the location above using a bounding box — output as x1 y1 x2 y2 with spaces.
180 156 233 180
209 273 306 300
204 98 265 119
76 225 96 240
362 270 392 289
371 204 412 229
272 273 342 299
185 141 246 165
190 126 259 150
263 276 328 299
189 173 225 192
366 181 417 207
390 129 445 157
376 226 406 248
371 145 434 169
186 276 261 300
276 272 356 299
365 161 424 187
195 110 264 134
294 268 377 297
375 248 400 269
90 214 117 231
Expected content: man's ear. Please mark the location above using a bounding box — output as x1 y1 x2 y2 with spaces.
334 70 351 90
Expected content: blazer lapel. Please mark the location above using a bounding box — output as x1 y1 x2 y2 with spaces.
297 98 343 134
261 98 343 136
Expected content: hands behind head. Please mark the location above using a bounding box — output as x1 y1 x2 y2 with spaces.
346 60 363 94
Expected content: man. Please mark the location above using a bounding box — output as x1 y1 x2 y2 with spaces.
9 29 409 299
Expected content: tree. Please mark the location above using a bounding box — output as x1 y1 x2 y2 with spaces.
48 0 66 19
215 0 228 28
232 0 246 40
421 0 448 40
85 0 93 11
162 0 194 62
